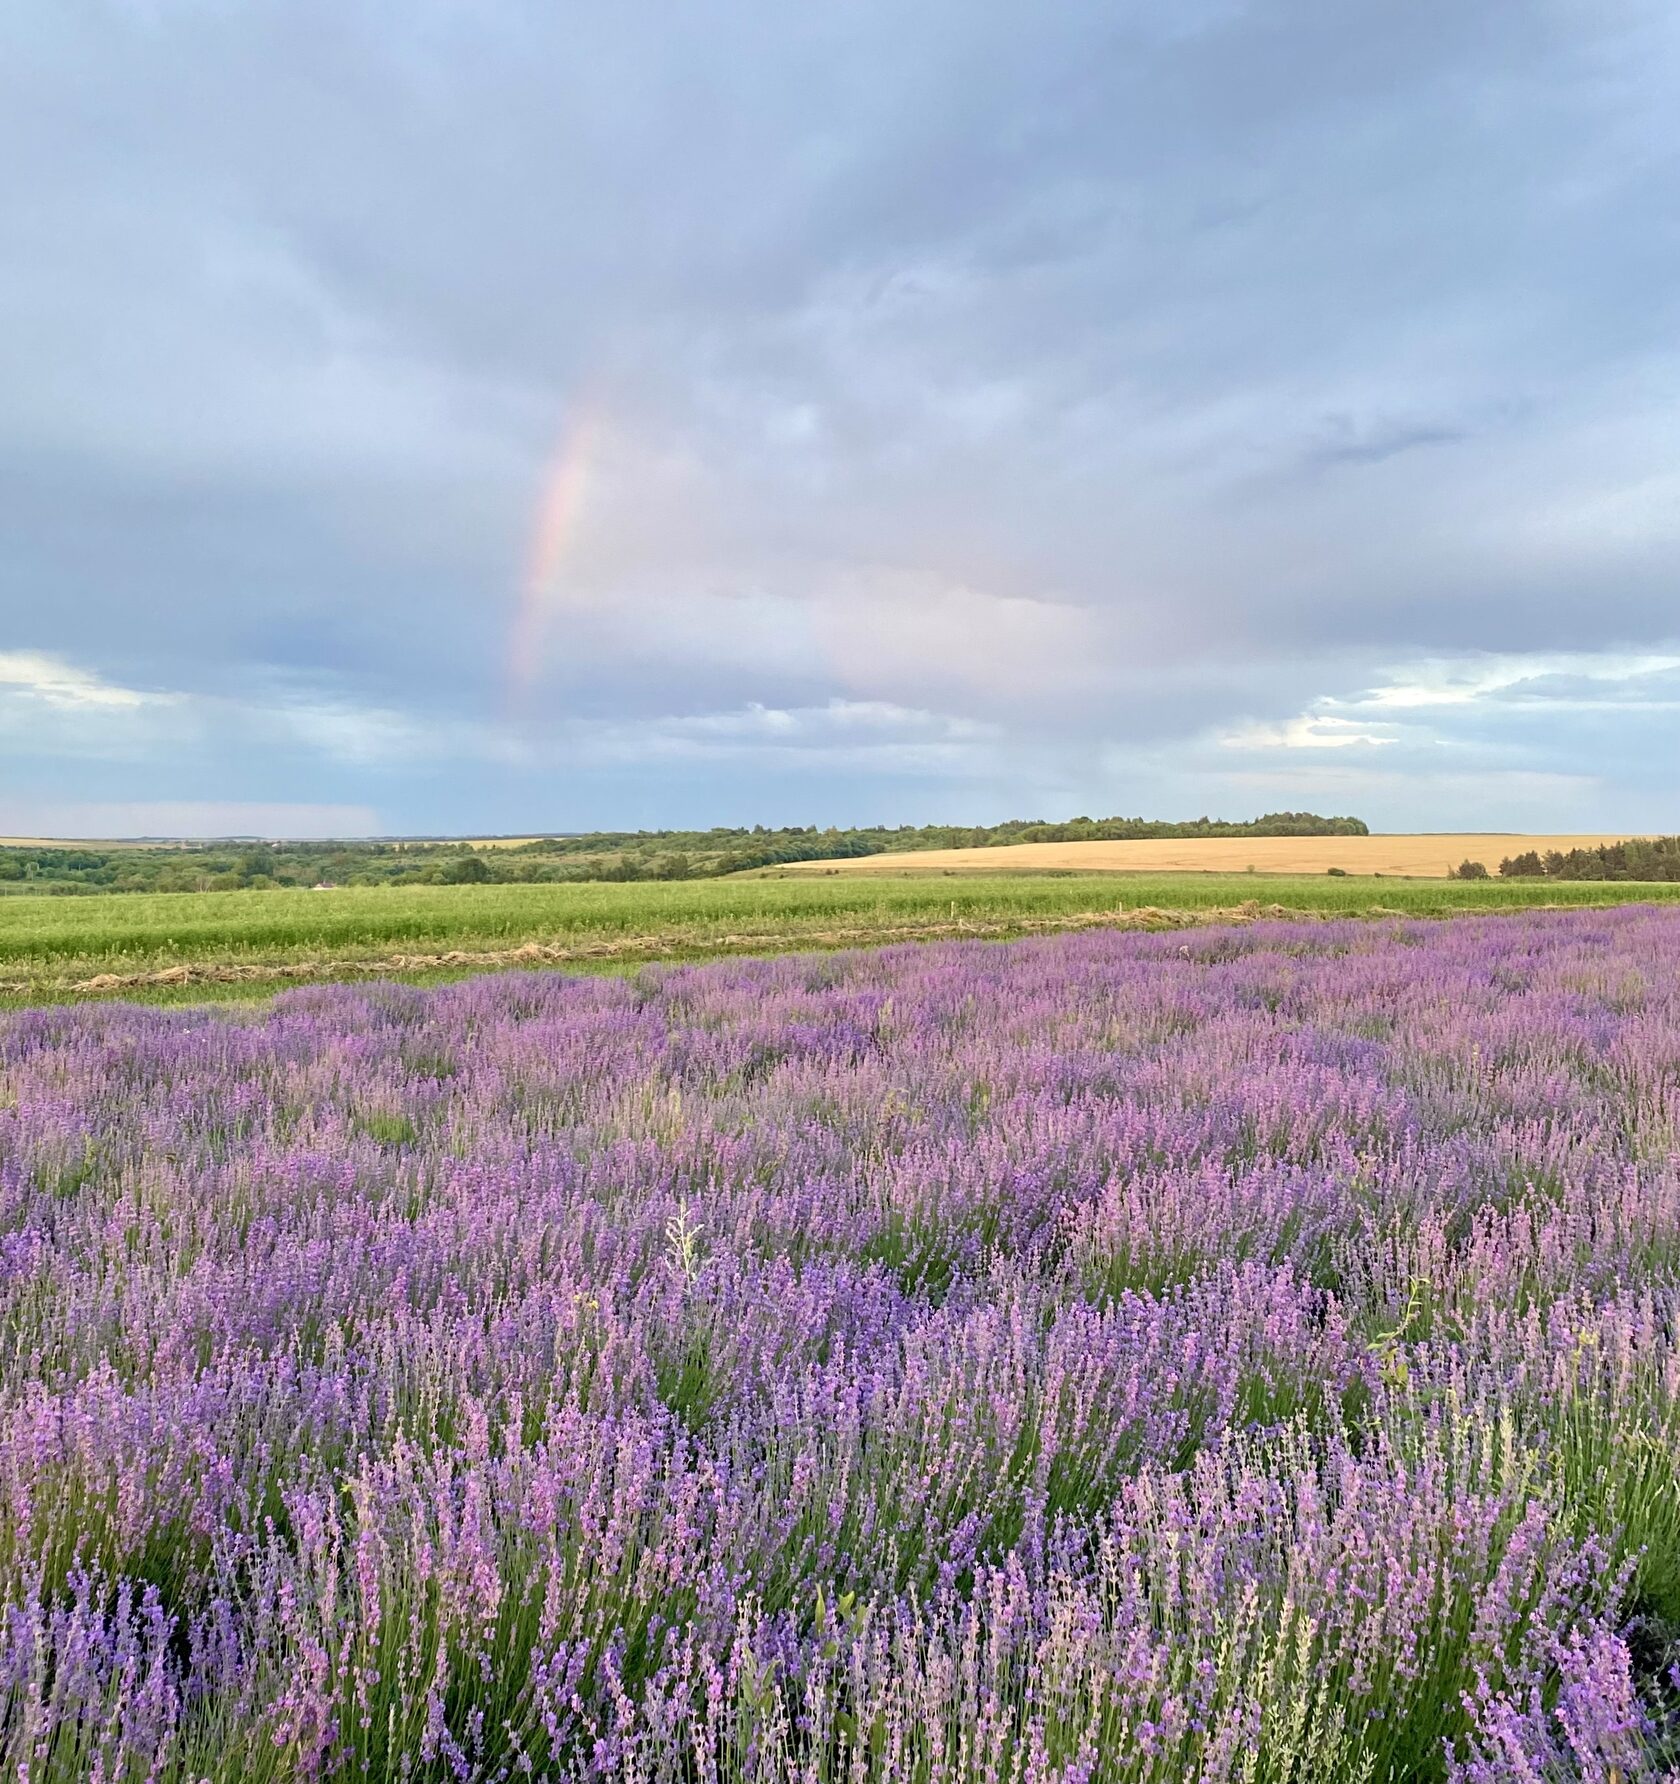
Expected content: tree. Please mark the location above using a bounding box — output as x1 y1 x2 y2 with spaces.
436 854 491 884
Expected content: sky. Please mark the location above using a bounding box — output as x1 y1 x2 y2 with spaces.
2 0 1678 840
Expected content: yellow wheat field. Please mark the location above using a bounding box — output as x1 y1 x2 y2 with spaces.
0 836 164 849
771 834 1640 879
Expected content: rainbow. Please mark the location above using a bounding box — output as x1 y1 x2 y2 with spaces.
507 406 601 712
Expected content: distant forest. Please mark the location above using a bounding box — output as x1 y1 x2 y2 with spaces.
1500 837 1680 882
1 810 1367 894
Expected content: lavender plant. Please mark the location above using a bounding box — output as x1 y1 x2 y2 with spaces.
3 908 1680 1779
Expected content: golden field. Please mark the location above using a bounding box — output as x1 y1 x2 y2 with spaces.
769 834 1640 879
0 836 163 849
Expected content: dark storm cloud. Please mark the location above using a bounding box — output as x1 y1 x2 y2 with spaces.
1 0 1677 832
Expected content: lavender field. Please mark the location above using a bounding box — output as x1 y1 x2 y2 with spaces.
4 908 1680 1781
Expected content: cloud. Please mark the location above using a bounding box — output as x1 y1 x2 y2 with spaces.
1197 647 1680 830
0 801 380 840
1220 714 1399 751
1353 651 1680 712
1216 651 1680 757
569 698 1000 775
0 649 516 779
0 650 172 711
3 1 1679 829
815 575 1099 706
1298 418 1467 471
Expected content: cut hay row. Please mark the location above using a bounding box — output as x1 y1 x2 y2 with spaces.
0 901 1323 997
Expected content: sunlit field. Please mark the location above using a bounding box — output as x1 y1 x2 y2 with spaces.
5 873 1680 1004
4 907 1680 1778
773 832 1638 877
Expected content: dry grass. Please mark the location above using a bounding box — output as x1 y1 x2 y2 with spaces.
0 836 168 849
768 834 1640 878
7 874 1679 1008
3 903 1311 998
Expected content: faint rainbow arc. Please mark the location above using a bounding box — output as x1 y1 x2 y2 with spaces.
507 408 602 713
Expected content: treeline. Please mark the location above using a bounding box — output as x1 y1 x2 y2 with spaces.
0 843 457 895
0 810 1368 895
521 810 1369 879
1499 836 1680 882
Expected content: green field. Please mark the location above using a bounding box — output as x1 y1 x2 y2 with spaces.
5 872 1680 1007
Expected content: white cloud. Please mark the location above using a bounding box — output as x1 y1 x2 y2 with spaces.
1220 714 1399 751
659 699 994 742
0 649 1006 788
1354 650 1680 712
0 650 174 710
1218 648 1680 764
0 650 523 771
569 698 1000 773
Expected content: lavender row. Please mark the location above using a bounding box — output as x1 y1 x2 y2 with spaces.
3 908 1679 1779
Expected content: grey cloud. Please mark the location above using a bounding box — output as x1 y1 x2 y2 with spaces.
1300 420 1468 470
2 0 1678 830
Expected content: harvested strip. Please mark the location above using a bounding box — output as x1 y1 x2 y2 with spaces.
2 900 1326 996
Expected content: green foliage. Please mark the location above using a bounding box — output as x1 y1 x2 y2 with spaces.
1451 859 1490 880
433 853 491 884
3 873 1680 1009
0 811 1369 897
1500 835 1680 881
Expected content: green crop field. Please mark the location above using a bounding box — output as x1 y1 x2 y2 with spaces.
4 872 1680 1007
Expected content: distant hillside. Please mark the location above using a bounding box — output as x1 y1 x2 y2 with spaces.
0 811 1366 893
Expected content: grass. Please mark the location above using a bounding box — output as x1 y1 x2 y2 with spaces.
4 873 1680 1007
